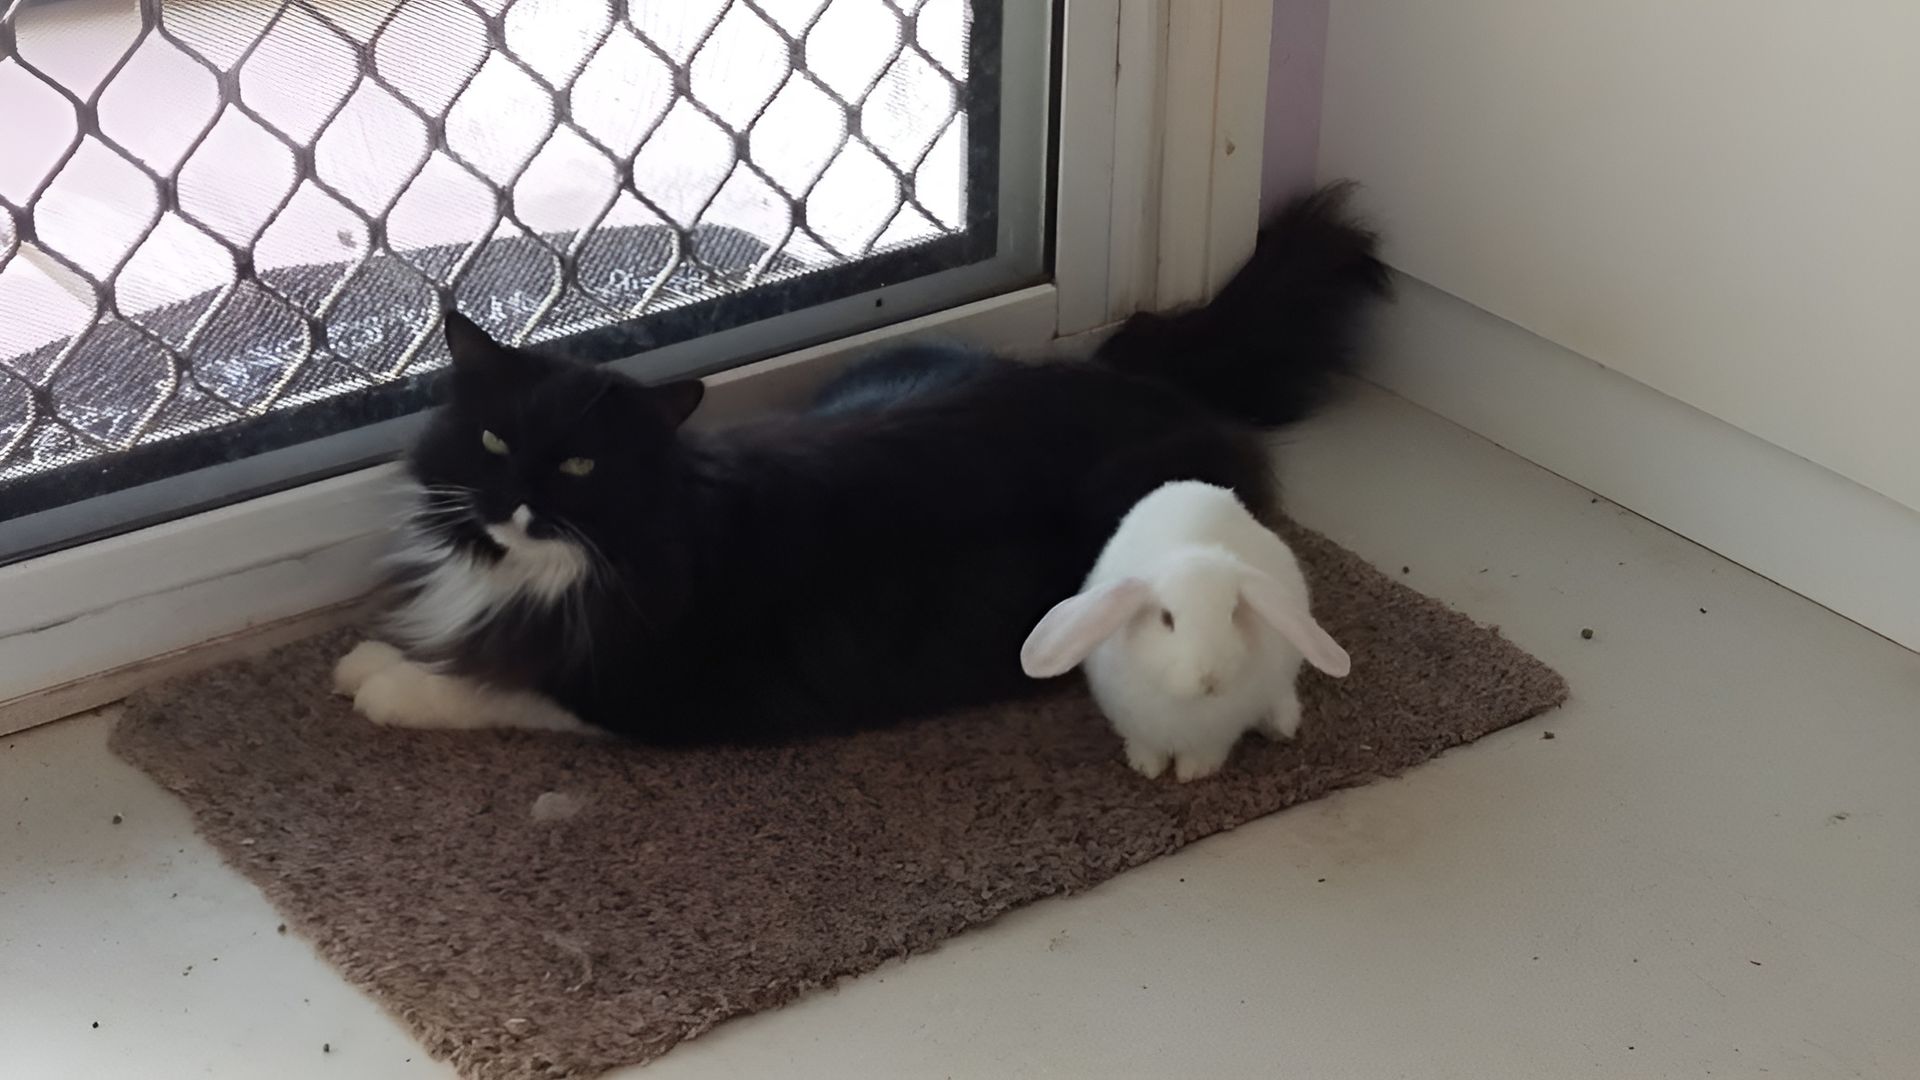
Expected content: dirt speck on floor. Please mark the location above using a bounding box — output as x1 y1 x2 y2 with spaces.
1580 628 1595 640
111 814 122 825
531 791 588 822
1542 731 1556 740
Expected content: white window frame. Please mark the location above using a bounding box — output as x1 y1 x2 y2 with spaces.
0 0 1277 732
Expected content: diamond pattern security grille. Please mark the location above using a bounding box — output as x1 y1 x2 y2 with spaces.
0 0 989 517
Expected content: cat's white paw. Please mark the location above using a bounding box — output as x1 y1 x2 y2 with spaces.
353 664 451 729
351 661 591 734
333 640 407 697
1125 742 1171 780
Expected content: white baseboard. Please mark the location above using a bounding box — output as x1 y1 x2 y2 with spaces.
1368 274 1920 653
0 285 1062 723
0 601 367 739
0 467 410 712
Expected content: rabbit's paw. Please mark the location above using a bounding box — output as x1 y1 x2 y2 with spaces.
1125 742 1171 780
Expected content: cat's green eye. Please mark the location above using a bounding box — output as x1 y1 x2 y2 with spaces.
480 429 508 455
558 457 595 477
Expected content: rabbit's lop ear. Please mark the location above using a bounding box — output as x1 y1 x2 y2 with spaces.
1239 573 1351 678
1020 578 1152 678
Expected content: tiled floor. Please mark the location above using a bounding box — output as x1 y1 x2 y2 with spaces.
4 383 1917 1079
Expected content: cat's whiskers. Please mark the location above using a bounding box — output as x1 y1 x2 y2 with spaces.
412 507 471 521
411 485 474 505
544 520 606 686
556 521 609 577
558 520 657 637
406 487 481 535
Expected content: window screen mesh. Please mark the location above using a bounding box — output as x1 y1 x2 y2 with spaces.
0 0 986 512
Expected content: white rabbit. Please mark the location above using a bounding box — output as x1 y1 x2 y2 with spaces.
1020 481 1350 782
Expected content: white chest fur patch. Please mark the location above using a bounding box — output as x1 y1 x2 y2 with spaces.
385 515 590 655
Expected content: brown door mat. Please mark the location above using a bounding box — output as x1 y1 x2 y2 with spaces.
112 524 1566 1079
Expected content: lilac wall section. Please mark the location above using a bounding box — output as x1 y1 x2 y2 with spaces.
1261 0 1330 214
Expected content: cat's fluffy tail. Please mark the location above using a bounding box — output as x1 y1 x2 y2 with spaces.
1092 181 1389 427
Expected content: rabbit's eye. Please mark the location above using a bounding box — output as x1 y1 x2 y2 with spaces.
1159 609 1175 630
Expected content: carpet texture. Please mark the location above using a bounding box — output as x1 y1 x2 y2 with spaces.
112 524 1567 1079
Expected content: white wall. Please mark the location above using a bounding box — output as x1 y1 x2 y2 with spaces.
1261 0 1329 212
1318 1 1920 513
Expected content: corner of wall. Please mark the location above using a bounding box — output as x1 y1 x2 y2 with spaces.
1261 0 1331 215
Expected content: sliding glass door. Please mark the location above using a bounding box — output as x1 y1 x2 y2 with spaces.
0 0 1048 560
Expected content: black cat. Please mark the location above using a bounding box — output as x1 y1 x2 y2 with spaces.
333 184 1387 742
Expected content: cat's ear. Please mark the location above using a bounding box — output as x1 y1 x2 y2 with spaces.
443 309 541 389
648 379 705 427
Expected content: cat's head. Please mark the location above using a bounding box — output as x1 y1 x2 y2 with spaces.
405 310 705 566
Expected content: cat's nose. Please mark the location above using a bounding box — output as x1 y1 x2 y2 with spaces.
513 504 563 540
